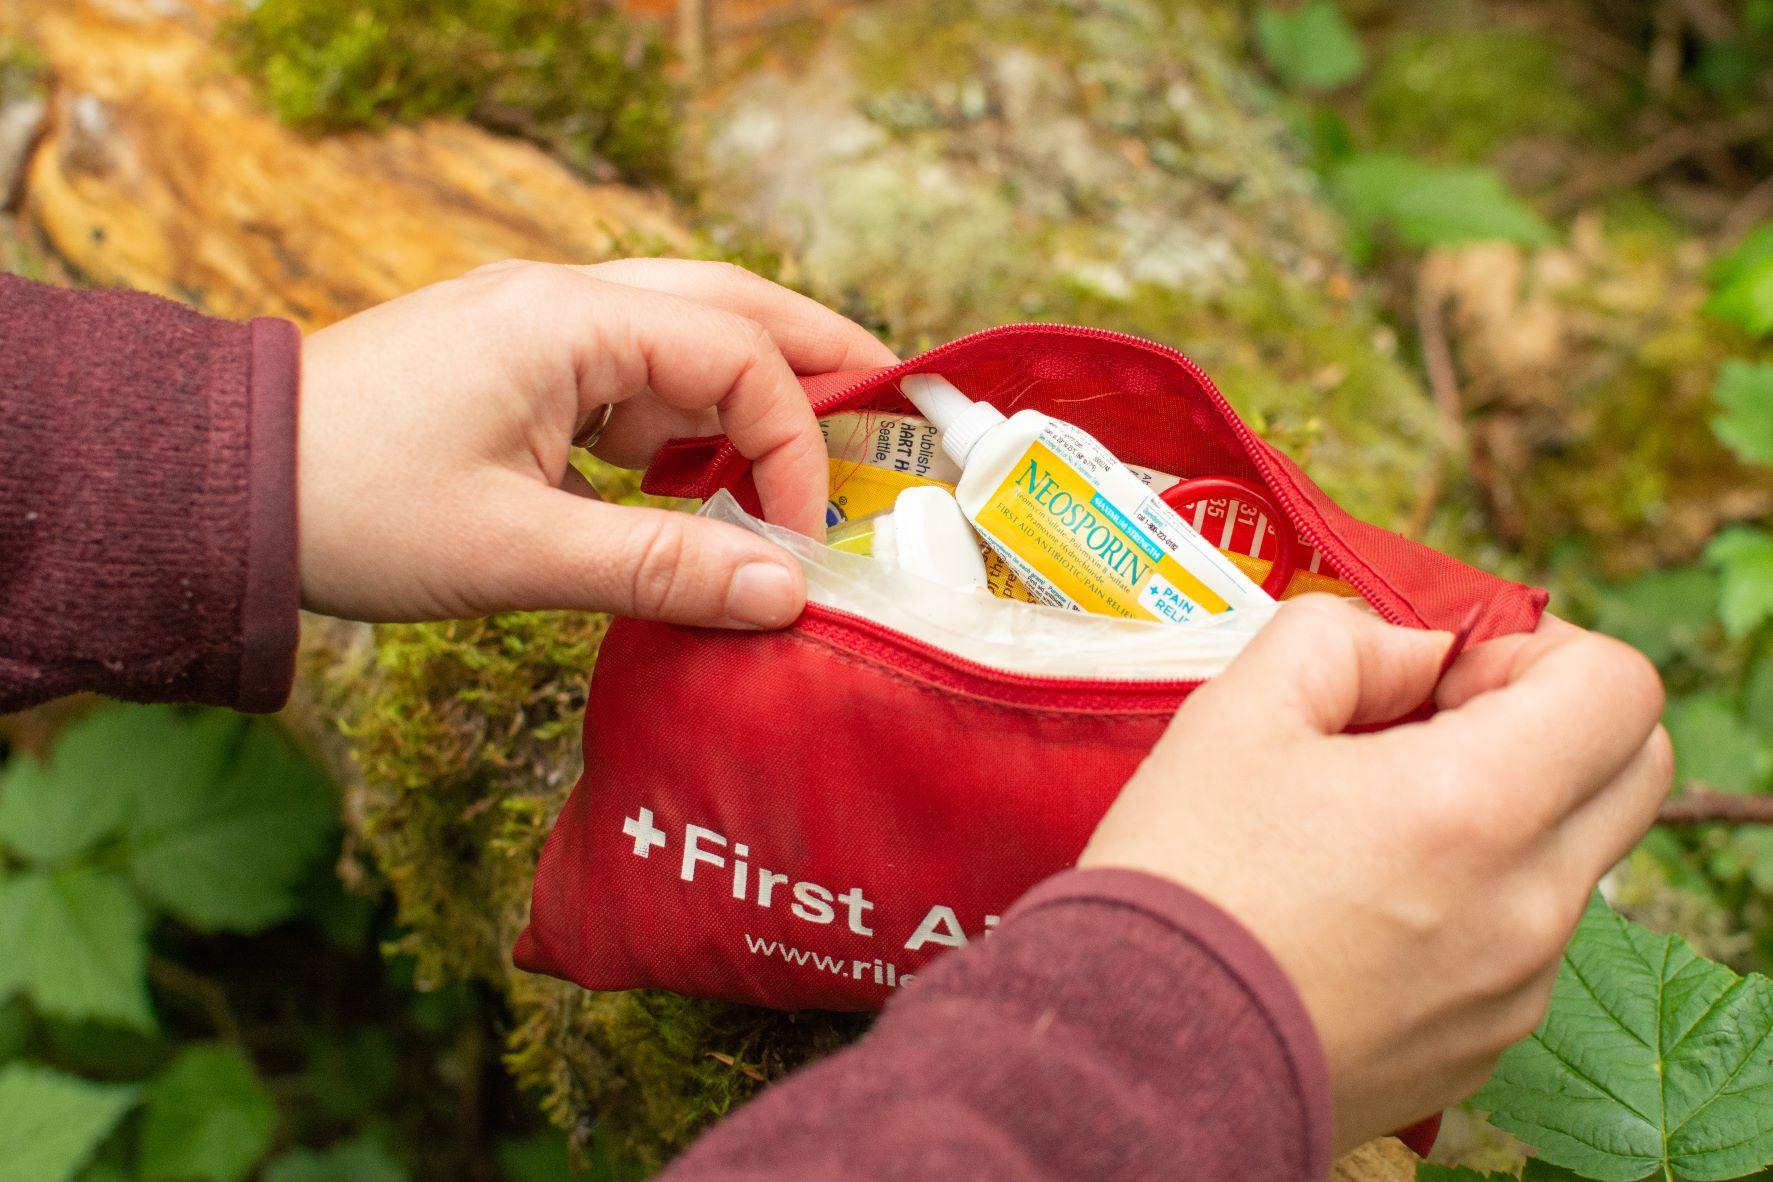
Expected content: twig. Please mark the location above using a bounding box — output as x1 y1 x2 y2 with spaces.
1548 111 1773 215
677 0 708 84
148 956 245 1044
1722 173 1773 241
1675 0 1738 43
1648 2 1684 103
1657 791 1773 825
1403 264 1464 539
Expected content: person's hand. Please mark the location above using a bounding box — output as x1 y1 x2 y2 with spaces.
296 258 896 625
1079 595 1671 1151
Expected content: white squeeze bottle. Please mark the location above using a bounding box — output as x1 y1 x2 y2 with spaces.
900 374 1271 625
827 486 991 594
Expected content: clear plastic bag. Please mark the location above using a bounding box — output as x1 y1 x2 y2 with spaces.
701 491 1277 680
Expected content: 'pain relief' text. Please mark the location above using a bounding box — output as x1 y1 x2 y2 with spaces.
620 807 997 953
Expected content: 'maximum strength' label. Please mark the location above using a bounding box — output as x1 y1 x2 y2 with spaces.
972 431 1259 624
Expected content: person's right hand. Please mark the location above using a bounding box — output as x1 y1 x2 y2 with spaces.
1079 595 1671 1152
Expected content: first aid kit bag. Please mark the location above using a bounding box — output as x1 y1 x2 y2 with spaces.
513 324 1547 1017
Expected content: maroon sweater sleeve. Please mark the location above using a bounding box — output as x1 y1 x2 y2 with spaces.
0 273 300 714
664 868 1335 1181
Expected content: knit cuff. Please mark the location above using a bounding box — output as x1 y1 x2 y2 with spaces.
234 317 301 712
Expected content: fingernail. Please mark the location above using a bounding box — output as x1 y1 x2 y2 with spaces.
727 562 799 629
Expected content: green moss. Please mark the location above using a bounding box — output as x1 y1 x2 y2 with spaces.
1417 222 1769 580
699 0 1444 527
1361 28 1614 165
231 0 678 185
1039 263 1436 524
0 37 45 97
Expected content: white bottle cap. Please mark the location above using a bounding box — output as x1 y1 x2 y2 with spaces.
901 373 1006 468
876 486 988 593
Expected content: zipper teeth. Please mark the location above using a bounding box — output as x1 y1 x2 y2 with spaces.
798 321 1411 625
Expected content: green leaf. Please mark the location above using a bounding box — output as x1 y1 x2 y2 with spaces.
1333 154 1554 249
263 1139 408 1182
0 866 153 1031
122 715 335 933
1666 691 1771 793
1520 1161 1591 1181
1708 225 1773 291
1415 1165 1513 1181
1705 261 1773 339
72 1164 133 1182
1710 360 1773 466
1726 828 1773 896
1593 566 1718 666
1745 650 1773 743
1475 895 1773 1181
0 1064 138 1182
1255 1 1365 91
1706 526 1773 639
139 1045 277 1182
0 998 28 1065
499 1130 644 1182
0 706 211 865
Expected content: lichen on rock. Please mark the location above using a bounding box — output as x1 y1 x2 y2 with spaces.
697 0 1444 524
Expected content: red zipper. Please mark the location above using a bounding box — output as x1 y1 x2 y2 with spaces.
703 322 1417 627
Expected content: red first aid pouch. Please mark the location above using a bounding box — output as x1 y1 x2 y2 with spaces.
514 323 1546 1026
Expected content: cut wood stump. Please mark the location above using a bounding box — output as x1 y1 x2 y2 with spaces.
1 0 690 329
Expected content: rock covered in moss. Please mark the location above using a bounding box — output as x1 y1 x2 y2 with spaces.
697 0 1443 524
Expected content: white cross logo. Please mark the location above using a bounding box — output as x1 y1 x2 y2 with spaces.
622 808 668 858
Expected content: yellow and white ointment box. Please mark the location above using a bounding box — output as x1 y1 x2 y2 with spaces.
899 374 1270 625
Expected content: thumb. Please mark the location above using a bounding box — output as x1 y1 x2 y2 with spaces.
1191 596 1454 737
486 482 806 628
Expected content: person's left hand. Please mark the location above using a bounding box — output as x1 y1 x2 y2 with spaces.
297 258 896 626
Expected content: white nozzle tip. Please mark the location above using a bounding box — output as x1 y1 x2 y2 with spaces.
899 373 1004 467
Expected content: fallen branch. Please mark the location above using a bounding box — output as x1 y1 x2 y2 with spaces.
1657 791 1773 826
1402 263 1464 539
148 955 245 1044
1548 110 1773 215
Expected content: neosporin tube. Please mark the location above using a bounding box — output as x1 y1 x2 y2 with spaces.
899 374 1271 625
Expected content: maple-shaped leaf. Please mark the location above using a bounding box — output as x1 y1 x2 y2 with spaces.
0 1063 138 1182
1666 691 1772 794
1475 895 1773 1181
0 866 153 1032
1333 154 1554 249
121 716 334 933
0 707 221 866
1256 0 1365 91
1709 360 1773 467
263 1139 409 1182
1707 526 1773 640
139 1045 277 1182
1593 566 1719 666
1706 224 1773 339
1415 1165 1515 1181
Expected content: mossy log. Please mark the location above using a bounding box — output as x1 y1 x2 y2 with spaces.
3 0 1442 1172
0 0 688 329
